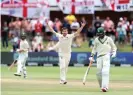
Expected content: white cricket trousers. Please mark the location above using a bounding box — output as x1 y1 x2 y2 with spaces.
96 54 110 89
17 53 28 76
59 53 71 81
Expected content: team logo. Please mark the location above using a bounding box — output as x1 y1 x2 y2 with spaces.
77 53 87 64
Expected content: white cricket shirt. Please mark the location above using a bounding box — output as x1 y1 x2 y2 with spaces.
92 36 117 57
19 39 29 56
55 33 75 54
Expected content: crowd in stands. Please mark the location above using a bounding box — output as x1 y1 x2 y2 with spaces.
1 14 133 52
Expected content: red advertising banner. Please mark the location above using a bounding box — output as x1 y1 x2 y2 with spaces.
119 0 130 4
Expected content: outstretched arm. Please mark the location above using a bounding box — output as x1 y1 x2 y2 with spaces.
74 22 86 36
48 42 60 51
46 21 56 34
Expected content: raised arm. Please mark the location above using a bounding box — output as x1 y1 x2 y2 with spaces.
46 21 56 34
74 22 86 36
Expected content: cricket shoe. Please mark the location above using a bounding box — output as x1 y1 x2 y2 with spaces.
24 75 27 78
101 88 108 92
14 73 21 77
60 80 67 84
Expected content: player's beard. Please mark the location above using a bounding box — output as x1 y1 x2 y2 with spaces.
63 33 67 37
99 35 104 39
21 37 25 40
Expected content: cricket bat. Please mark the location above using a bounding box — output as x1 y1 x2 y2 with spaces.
8 60 17 70
83 61 93 85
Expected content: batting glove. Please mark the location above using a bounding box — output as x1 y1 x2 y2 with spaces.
89 57 94 62
111 52 116 59
16 49 21 52
48 47 53 51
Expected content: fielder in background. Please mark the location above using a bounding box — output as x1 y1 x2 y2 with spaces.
14 32 29 78
89 27 117 92
47 21 86 84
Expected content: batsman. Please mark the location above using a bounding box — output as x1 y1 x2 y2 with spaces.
14 32 29 78
89 27 117 92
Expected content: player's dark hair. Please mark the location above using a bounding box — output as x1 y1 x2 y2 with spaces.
61 27 68 34
61 27 68 31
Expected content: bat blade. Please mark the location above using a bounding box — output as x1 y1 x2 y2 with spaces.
83 67 90 85
82 61 93 85
8 60 17 70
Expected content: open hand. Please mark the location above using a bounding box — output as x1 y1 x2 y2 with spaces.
45 19 49 25
81 22 86 27
47 47 53 51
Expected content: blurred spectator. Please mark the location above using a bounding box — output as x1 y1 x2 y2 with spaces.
103 17 114 36
2 21 9 48
35 19 43 34
81 17 88 41
123 17 130 43
103 17 115 41
46 19 59 49
132 33 133 53
116 23 126 46
31 18 37 37
117 17 124 26
31 39 39 52
71 19 82 47
94 16 102 35
71 19 80 32
9 18 15 37
62 17 71 32
123 17 130 30
87 25 95 48
25 19 32 38
65 13 76 25
32 33 43 52
45 19 54 40
10 34 19 51
21 17 28 31
129 20 133 52
50 18 60 46
54 18 62 32
14 17 21 37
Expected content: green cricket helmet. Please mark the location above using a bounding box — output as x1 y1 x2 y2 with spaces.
20 32 26 40
97 27 105 37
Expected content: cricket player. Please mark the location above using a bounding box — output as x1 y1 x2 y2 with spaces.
14 32 29 78
47 21 86 84
89 27 117 92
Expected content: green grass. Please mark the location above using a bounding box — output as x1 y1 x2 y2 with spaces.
1 41 132 52
1 66 133 95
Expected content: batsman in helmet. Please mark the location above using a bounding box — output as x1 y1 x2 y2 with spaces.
14 32 29 78
89 27 117 92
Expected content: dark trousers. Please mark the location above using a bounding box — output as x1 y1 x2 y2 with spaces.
2 38 8 48
13 44 19 51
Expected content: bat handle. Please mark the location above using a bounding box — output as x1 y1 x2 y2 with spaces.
88 61 93 67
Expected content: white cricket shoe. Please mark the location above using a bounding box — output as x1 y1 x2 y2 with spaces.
24 75 27 78
101 88 108 92
60 80 67 84
14 73 21 76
